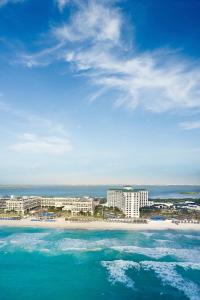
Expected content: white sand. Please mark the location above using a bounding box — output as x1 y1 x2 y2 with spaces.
0 218 200 231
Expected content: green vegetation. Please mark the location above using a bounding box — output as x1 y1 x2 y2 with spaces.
0 213 21 219
94 205 125 219
151 198 200 205
77 211 92 216
98 198 107 204
180 192 199 195
140 207 200 221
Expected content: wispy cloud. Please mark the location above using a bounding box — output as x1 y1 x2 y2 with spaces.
0 99 67 135
0 0 25 7
54 0 122 44
56 0 70 12
19 42 65 68
17 0 200 114
180 120 200 130
10 133 72 155
0 99 73 155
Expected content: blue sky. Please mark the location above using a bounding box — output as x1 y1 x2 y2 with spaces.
0 0 200 185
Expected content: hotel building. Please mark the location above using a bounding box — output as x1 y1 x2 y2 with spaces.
41 197 95 215
4 196 40 214
107 186 152 218
1 196 95 215
0 197 9 211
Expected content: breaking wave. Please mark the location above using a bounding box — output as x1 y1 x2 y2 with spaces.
101 260 140 289
111 245 200 262
141 261 200 300
0 232 120 254
0 231 199 263
102 260 200 299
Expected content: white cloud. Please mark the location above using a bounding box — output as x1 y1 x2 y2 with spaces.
10 133 72 155
18 0 200 114
180 120 200 130
0 0 24 7
0 99 67 135
53 0 122 44
18 42 64 68
56 0 70 12
0 100 73 155
63 45 200 113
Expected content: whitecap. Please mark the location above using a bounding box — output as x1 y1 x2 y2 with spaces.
0 232 50 252
0 233 120 253
140 232 155 238
111 245 200 262
141 261 200 300
101 260 200 298
101 260 140 289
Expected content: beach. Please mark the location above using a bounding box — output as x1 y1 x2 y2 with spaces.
0 217 200 231
1 221 200 300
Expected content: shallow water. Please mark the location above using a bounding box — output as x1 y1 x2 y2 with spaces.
0 185 200 199
0 228 199 300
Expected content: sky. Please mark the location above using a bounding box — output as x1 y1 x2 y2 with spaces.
0 0 200 185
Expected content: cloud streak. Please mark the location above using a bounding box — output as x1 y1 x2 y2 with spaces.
180 120 200 130
54 0 122 44
0 99 73 156
10 133 72 155
56 0 70 12
18 0 200 114
0 0 25 7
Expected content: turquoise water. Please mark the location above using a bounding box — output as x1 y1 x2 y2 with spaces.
0 228 199 300
0 185 200 199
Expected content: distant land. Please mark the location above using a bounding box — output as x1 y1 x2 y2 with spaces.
180 191 199 195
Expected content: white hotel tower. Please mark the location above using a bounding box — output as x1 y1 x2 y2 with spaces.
107 186 151 218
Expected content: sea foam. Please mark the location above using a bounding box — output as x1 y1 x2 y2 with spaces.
111 245 200 262
141 261 200 300
101 260 140 289
102 260 200 299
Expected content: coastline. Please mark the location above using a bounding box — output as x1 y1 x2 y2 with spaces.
0 218 200 231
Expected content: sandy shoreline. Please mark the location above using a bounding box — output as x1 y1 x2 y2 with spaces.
0 218 200 231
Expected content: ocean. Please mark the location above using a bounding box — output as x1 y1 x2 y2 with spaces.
0 186 200 299
0 228 199 300
0 185 200 199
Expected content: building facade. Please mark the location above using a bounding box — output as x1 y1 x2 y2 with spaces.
0 197 9 211
107 186 151 218
4 196 40 214
2 196 95 215
40 196 95 215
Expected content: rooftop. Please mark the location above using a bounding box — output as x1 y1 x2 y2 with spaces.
108 187 147 192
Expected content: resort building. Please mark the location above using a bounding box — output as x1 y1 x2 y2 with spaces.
107 186 152 218
0 197 9 211
62 198 95 215
1 195 95 215
4 196 40 214
40 196 95 215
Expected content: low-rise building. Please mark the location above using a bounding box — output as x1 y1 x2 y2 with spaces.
5 196 40 214
62 198 95 215
0 197 9 210
41 196 95 215
2 195 96 216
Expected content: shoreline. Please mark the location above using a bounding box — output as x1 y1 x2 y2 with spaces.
0 218 200 231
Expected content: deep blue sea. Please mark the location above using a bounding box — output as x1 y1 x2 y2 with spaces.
0 185 200 199
0 228 199 300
